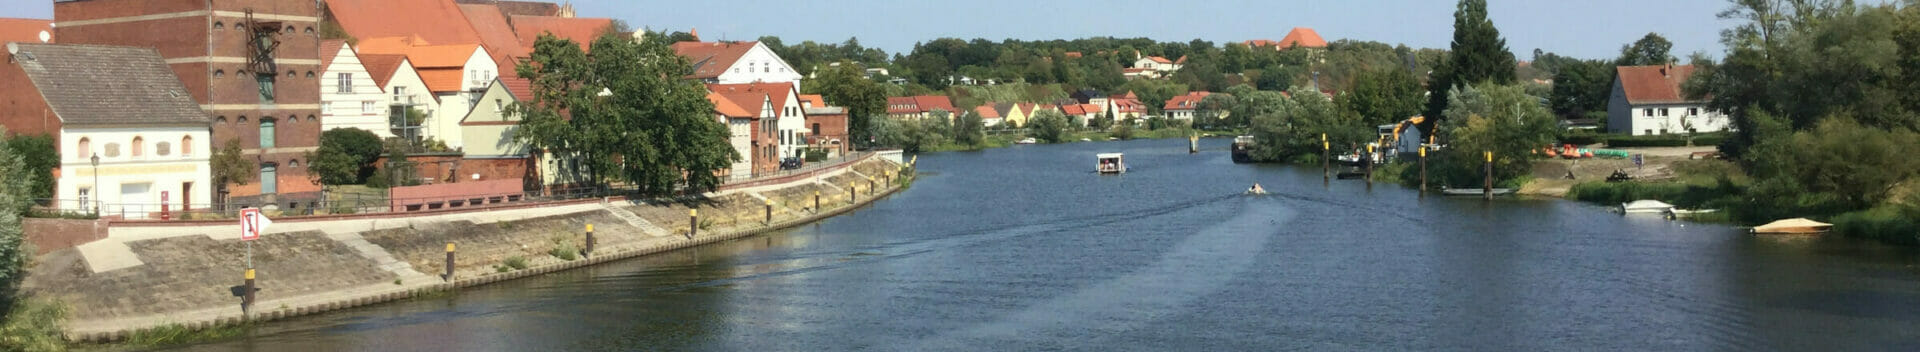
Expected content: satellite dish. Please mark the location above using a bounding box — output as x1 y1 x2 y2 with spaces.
38 30 51 43
5 43 16 55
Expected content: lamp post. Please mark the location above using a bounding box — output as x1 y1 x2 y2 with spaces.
90 153 100 214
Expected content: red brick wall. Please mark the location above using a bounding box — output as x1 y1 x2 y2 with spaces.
0 61 62 140
387 178 524 211
807 112 849 154
458 157 531 184
22 218 109 255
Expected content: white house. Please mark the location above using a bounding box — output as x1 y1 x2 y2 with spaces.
708 82 806 160
357 38 496 148
1133 55 1185 73
1608 65 1730 136
360 54 436 141
318 40 394 138
673 41 805 91
4 43 212 218
1163 91 1214 121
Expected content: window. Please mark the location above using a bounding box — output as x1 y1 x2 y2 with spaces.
256 75 275 103
1688 108 1699 116
1643 108 1653 117
286 70 295 78
156 142 171 156
323 102 332 114
213 22 224 30
181 136 192 156
77 138 90 159
216 116 227 124
260 163 278 194
363 101 377 114
304 27 314 35
494 98 503 112
238 116 248 124
1644 129 1653 135
131 137 144 157
308 115 317 122
393 86 407 102
306 71 314 78
1659 109 1669 117
1660 129 1668 135
214 69 224 78
289 159 299 168
104 143 120 157
286 114 297 124
77 188 89 210
259 118 276 148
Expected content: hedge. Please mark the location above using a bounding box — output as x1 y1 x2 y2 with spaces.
1604 132 1729 148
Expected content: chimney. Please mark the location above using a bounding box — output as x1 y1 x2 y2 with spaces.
1662 63 1673 77
691 27 701 41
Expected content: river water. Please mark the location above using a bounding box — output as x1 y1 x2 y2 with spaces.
179 138 1920 351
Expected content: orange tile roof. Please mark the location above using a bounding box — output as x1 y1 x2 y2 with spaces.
510 15 612 52
499 75 534 102
707 82 796 118
357 38 482 69
326 0 482 47
673 41 758 79
458 3 530 68
887 96 956 115
707 91 761 119
1146 56 1173 64
974 104 1002 119
456 0 564 17
0 18 53 44
318 39 349 71
1278 27 1329 49
797 94 825 108
1616 65 1700 105
360 54 409 88
417 68 467 92
1164 91 1212 110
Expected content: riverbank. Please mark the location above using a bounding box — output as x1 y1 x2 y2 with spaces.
20 156 913 344
921 127 1243 153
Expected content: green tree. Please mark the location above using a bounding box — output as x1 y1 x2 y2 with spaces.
954 110 987 147
1614 32 1676 66
308 128 384 185
1341 68 1425 127
1548 59 1615 118
1424 0 1519 132
1088 112 1114 131
1432 84 1559 187
1196 92 1241 129
211 139 255 202
1112 120 1136 140
805 61 887 148
2 134 56 201
512 32 738 195
1249 87 1368 163
1741 116 1920 221
0 129 31 307
1027 109 1071 143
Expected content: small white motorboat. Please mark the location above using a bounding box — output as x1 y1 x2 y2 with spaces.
1752 218 1832 234
1620 200 1676 214
1016 137 1038 144
1096 153 1127 174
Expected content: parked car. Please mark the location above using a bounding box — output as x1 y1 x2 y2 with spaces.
780 157 804 170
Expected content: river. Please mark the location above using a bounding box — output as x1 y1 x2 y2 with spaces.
177 138 1920 351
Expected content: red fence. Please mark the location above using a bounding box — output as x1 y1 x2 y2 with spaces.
385 179 527 212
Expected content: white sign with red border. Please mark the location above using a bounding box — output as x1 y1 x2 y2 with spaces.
239 208 271 241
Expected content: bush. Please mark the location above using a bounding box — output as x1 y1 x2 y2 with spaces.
1565 180 1743 210
1832 206 1920 246
804 149 829 162
310 128 385 185
503 256 529 270
1560 131 1608 146
0 297 67 351
1604 132 1730 148
548 235 579 261
1027 110 1070 143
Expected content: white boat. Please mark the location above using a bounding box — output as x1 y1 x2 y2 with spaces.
1096 153 1127 174
1752 218 1832 234
1016 138 1038 144
1620 200 1676 214
1080 138 1092 142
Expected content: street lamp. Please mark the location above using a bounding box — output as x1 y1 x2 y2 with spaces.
90 153 100 214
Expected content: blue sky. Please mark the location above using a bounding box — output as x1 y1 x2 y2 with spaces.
6 0 1752 60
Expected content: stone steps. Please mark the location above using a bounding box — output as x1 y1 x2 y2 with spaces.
326 232 433 280
601 202 671 237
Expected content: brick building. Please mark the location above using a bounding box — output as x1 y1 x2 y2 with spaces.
53 0 325 209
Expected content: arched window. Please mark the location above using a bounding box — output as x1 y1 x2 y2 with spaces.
288 159 300 168
156 142 171 156
213 22 223 30
238 115 248 124
76 137 90 160
215 116 227 124
181 136 193 156
286 114 297 124
283 25 294 34
286 70 295 78
305 71 314 78
304 27 314 35
131 136 144 157
307 115 317 122
259 118 277 148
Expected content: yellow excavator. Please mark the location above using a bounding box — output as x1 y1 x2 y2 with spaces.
1373 116 1426 155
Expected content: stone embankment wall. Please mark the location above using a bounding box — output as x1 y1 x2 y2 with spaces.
21 156 910 342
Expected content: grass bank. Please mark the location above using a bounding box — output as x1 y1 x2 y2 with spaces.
0 297 68 352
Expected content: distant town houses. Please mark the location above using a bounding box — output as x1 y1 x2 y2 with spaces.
1243 27 1329 51
887 95 957 120
1163 91 1217 121
1 43 214 217
1608 64 1729 136
974 104 1005 127
798 94 850 156
674 39 806 91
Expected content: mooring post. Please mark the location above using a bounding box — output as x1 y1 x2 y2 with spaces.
1419 144 1428 193
1484 151 1494 200
1321 134 1330 181
1364 144 1374 184
851 182 857 202
242 269 256 321
688 209 698 239
867 176 876 194
584 224 594 258
764 198 773 225
813 191 821 213
444 242 455 281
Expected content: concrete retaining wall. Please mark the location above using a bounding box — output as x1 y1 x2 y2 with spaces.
25 157 911 343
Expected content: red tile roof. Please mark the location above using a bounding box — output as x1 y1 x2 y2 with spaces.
1175 55 1188 65
1061 104 1093 115
707 82 797 118
1064 52 1083 58
1278 27 1329 49
458 3 529 68
360 54 409 88
356 39 482 69
318 39 349 72
797 94 825 108
974 105 1002 119
672 41 759 79
0 18 53 44
455 0 563 17
1164 91 1212 110
1616 65 1700 105
416 68 469 92
326 0 483 47
499 75 534 102
509 15 612 52
707 92 757 118
1146 56 1173 64
886 96 956 115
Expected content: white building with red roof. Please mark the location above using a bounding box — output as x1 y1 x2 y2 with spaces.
887 96 957 121
1163 91 1216 121
674 41 804 91
319 40 397 138
1607 64 1728 136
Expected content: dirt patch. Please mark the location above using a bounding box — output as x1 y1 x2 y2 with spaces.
362 212 644 278
23 232 393 321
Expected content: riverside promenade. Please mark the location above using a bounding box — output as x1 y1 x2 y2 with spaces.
23 154 912 342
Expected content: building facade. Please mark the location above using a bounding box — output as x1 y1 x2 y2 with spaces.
673 41 804 91
55 0 326 208
319 40 392 138
1608 65 1730 136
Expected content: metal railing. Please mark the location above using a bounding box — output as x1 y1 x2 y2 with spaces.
33 151 881 221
